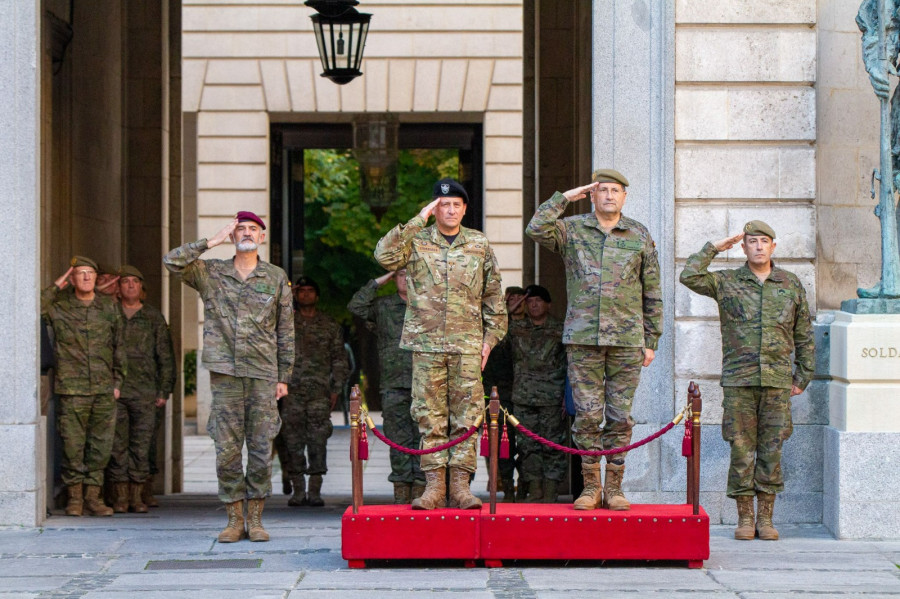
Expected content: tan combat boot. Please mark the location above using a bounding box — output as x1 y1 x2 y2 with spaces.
217 501 246 543
142 476 159 508
525 479 544 503
65 484 83 517
543 479 559 503
83 485 114 516
734 495 755 540
448 467 482 509
247 498 269 542
112 483 129 514
603 463 631 511
287 476 307 507
411 480 426 501
501 478 516 503
756 492 779 540
393 482 412 504
573 462 603 510
130 482 148 513
307 475 325 507
412 467 447 510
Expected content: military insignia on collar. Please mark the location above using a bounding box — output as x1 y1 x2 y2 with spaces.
441 183 450 195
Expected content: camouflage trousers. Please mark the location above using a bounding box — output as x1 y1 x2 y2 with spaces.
207 373 281 503
279 383 334 477
722 386 793 497
514 404 568 483
567 345 643 465
107 396 156 483
411 352 482 473
382 388 424 484
148 405 164 476
58 394 117 486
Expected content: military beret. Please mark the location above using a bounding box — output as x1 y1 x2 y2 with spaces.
433 178 469 204
70 255 98 271
743 220 776 239
524 284 552 304
591 168 629 187
236 210 266 230
118 265 144 280
505 286 526 297
294 276 319 294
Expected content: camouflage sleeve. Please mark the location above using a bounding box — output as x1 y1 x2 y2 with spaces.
374 215 426 271
792 283 816 390
275 275 295 384
155 312 176 398
481 245 508 349
525 192 569 255
346 280 379 332
641 240 664 351
329 323 349 395
857 0 879 68
679 242 721 299
112 304 127 391
41 285 60 317
163 239 210 293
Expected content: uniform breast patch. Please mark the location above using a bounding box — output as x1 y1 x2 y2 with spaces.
415 241 441 253
611 239 643 251
463 244 486 257
254 283 276 295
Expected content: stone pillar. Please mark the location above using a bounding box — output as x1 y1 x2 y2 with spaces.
0 1 43 526
825 308 900 538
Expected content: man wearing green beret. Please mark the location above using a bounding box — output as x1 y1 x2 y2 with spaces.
42 256 126 517
526 169 663 511
679 221 815 541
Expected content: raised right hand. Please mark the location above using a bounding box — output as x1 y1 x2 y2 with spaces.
54 267 73 290
713 232 744 253
418 198 441 221
208 218 239 248
563 182 600 202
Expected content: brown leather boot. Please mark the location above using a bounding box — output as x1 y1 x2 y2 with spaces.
393 482 412 504
525 479 544 503
573 462 603 510
448 467 482 509
307 475 324 507
142 476 159 508
83 485 114 516
112 483 129 514
501 478 516 503
603 463 631 511
65 484 83 517
287 476 307 507
756 492 779 540
412 467 447 510
734 496 755 540
247 499 269 542
217 501 246 543
411 481 426 500
543 479 559 503
130 483 148 513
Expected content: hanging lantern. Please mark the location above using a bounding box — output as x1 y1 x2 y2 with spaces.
353 114 399 219
305 0 371 85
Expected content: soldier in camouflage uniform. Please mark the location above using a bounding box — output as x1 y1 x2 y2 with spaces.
482 286 526 501
164 211 294 543
281 276 348 507
508 285 568 503
348 267 425 504
679 221 814 541
42 256 125 517
374 178 507 510
106 265 175 514
526 169 663 511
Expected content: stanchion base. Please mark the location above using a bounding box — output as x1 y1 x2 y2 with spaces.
342 503 709 567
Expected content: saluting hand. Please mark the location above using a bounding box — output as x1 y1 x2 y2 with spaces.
713 232 744 253
418 198 441 222
55 267 73 290
96 275 120 292
208 218 239 248
563 182 600 202
374 271 395 286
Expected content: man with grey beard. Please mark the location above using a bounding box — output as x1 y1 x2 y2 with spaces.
164 211 294 543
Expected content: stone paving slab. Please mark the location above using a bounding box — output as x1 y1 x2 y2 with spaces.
537 593 738 599
521 568 724 591
707 569 900 594
294 568 491 590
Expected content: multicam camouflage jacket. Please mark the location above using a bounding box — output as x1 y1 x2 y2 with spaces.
526 192 663 349
41 285 126 395
290 309 349 395
120 303 176 400
164 239 294 383
679 242 815 390
508 316 567 407
347 280 412 390
374 215 507 355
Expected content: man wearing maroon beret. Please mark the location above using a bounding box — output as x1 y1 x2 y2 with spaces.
164 212 294 543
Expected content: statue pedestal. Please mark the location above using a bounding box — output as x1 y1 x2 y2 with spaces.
825 311 900 538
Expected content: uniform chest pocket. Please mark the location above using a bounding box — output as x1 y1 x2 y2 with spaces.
251 293 276 324
775 290 799 325
604 245 641 282
720 296 746 321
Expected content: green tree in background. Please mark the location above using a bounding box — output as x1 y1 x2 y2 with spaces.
302 148 458 322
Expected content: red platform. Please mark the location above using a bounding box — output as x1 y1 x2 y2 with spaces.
342 503 709 569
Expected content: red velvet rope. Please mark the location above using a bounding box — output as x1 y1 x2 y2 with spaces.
368 422 479 455
513 420 676 456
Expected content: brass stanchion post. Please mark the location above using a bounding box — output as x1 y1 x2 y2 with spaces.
489 387 500 514
350 385 363 514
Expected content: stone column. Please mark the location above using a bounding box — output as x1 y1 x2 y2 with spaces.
0 1 43 525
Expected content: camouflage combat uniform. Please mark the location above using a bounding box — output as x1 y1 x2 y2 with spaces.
348 280 422 484
281 310 348 477
41 286 126 487
481 323 519 481
164 239 294 503
107 303 175 484
526 192 663 464
374 215 507 473
679 242 815 497
508 316 568 483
